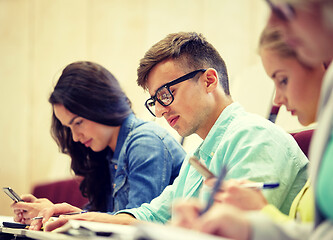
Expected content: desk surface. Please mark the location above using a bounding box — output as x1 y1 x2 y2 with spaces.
1 216 230 240
0 216 14 225
0 226 118 240
0 215 111 239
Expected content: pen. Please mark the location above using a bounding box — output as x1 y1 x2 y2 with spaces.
241 182 280 189
188 156 215 179
31 210 88 220
200 165 227 215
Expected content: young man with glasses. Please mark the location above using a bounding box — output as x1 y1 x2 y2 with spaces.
34 32 308 231
119 32 307 221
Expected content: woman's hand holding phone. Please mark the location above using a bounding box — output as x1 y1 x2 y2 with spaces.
11 194 54 225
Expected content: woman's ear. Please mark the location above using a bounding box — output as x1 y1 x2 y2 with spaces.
203 68 219 93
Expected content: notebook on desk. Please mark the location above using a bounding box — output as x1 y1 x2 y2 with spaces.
48 220 230 240
53 219 137 238
135 222 230 240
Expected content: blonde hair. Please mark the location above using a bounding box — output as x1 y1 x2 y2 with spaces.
259 27 297 58
259 27 315 68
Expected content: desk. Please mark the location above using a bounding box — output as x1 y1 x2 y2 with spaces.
1 226 72 239
0 216 121 240
1 217 230 240
0 226 121 240
0 216 136 240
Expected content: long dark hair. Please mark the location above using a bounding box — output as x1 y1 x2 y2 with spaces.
49 61 132 211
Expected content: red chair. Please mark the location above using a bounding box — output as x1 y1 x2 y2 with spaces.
290 129 314 157
267 104 314 158
32 177 88 209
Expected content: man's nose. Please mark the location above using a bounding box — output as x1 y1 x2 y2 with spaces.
155 101 169 118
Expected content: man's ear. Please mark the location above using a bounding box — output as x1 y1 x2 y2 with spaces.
203 68 219 93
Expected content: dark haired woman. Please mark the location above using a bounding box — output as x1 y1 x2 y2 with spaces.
12 61 185 224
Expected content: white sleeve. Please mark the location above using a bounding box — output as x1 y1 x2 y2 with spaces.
247 212 313 240
310 221 333 240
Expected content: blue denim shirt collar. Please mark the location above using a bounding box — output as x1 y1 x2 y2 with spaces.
113 113 136 161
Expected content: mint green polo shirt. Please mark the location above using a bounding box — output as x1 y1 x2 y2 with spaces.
118 102 308 223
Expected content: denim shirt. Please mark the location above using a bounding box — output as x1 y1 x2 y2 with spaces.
119 103 308 222
106 113 185 213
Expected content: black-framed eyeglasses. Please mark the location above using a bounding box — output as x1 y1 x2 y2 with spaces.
265 0 296 21
145 69 206 117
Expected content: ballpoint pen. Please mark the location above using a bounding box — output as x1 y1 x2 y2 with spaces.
188 156 215 179
31 210 88 220
241 182 280 189
200 165 227 215
188 156 279 190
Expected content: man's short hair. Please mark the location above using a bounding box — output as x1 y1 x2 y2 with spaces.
137 32 230 95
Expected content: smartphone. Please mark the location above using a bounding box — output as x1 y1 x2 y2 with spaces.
3 187 23 202
188 156 215 179
2 221 28 229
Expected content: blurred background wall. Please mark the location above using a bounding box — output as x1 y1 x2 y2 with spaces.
0 0 306 215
